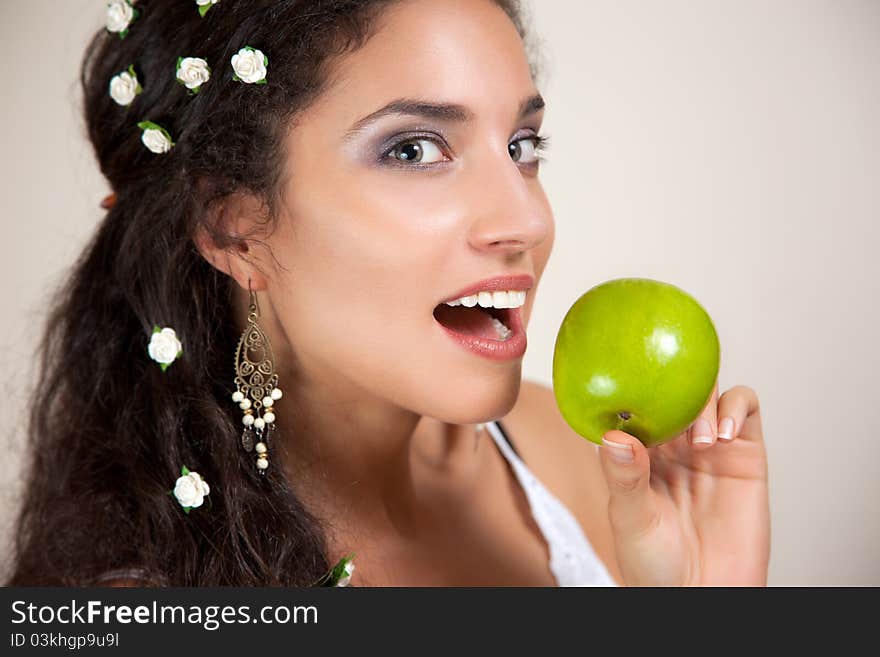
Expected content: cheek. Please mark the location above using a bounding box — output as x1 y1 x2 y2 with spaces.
268 194 443 359
539 212 555 269
523 206 555 326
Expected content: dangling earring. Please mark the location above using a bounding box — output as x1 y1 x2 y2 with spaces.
231 280 283 474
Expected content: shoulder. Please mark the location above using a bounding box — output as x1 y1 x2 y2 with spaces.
102 579 146 588
503 379 623 584
90 568 165 587
503 379 602 492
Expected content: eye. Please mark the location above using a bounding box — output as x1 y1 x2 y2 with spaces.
381 133 550 168
509 134 550 166
386 137 447 165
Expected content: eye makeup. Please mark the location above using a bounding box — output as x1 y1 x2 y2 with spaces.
373 128 551 170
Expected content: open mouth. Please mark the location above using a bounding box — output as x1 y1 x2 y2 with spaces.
432 303 514 341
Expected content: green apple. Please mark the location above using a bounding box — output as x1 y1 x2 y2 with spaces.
552 277 720 447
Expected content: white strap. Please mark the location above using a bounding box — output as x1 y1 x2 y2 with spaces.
486 421 617 587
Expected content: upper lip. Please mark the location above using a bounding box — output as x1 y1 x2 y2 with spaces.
438 274 535 304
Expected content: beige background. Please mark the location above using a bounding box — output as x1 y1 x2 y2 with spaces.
1 1 877 586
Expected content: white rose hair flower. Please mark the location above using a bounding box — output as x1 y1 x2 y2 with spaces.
172 466 211 514
231 46 268 85
326 554 356 587
109 65 142 106
176 56 211 94
147 326 183 370
336 559 356 587
106 0 138 39
196 0 220 17
137 121 174 154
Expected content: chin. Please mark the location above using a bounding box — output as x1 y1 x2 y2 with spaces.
451 366 523 425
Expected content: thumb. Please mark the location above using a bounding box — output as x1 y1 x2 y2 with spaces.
599 430 660 540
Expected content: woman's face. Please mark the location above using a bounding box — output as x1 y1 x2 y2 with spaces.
266 0 554 424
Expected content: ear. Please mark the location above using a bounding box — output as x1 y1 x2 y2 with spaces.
192 191 270 292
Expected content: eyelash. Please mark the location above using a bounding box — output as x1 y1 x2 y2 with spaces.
381 132 551 168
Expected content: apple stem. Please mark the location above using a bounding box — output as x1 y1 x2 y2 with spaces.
615 411 631 430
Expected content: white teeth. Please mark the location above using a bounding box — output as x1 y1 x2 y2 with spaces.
492 291 510 308
491 317 513 340
443 289 527 309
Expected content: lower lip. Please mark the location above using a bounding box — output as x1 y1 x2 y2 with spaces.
435 306 527 361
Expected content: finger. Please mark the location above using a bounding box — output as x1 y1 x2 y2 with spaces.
599 430 661 541
689 379 719 449
716 385 762 443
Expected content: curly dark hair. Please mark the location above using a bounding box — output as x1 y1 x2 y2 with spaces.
4 0 537 586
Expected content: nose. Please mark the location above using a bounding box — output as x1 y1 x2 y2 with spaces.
466 151 551 255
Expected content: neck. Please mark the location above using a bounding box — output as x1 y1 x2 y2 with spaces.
273 363 491 541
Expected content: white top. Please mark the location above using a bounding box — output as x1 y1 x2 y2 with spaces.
485 420 617 587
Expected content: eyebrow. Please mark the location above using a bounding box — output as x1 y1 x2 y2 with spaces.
342 93 545 141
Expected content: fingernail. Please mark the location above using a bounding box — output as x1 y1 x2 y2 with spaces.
718 416 734 440
602 438 634 464
691 418 714 444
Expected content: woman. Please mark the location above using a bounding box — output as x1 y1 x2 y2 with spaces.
6 0 769 587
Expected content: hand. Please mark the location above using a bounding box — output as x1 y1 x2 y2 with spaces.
597 382 769 586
